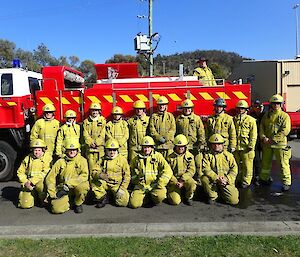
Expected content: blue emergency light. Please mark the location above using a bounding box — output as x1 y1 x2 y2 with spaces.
12 59 21 68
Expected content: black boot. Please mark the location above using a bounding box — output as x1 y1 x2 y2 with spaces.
74 205 83 213
96 195 108 208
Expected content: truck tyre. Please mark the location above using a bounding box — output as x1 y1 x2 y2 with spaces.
0 141 17 181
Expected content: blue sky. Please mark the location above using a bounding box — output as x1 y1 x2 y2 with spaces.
1 0 299 63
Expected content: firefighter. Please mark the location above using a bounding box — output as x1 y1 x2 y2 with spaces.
17 139 52 209
83 102 106 170
45 139 89 214
127 100 150 162
233 100 257 188
176 99 206 155
90 139 130 208
259 94 292 191
201 133 239 205
166 134 196 206
106 106 129 159
149 96 176 158
56 110 80 158
250 99 264 182
206 98 236 153
30 104 60 155
193 57 217 86
129 136 173 209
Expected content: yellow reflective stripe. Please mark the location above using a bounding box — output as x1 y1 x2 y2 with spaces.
87 96 101 103
120 95 134 102
7 102 17 106
152 94 160 100
216 92 230 99
233 91 247 99
73 97 83 104
184 93 197 100
39 97 53 104
168 93 182 101
199 92 213 100
55 97 71 104
103 95 113 103
136 94 149 102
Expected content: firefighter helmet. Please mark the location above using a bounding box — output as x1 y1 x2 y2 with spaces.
213 98 226 107
181 99 194 108
18 191 34 209
64 139 80 150
112 106 123 114
105 139 119 149
42 104 56 112
141 136 155 146
269 94 283 103
174 134 188 146
64 110 77 118
156 96 169 105
209 134 225 144
30 139 46 148
133 100 146 109
89 102 101 110
236 100 249 109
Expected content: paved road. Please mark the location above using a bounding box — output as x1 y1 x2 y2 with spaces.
0 140 299 237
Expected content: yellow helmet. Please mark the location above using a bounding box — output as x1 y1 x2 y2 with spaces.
133 100 146 109
181 99 194 108
112 106 123 114
64 110 77 118
156 96 169 105
236 100 249 109
269 94 283 103
105 139 119 149
89 102 101 110
30 139 46 148
209 134 225 144
174 134 188 146
64 139 80 150
141 136 155 146
42 104 56 112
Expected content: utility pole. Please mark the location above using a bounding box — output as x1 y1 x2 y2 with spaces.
148 0 153 76
293 4 300 58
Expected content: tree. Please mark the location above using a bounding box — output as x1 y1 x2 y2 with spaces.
0 40 16 68
33 43 58 68
69 56 80 68
78 60 96 86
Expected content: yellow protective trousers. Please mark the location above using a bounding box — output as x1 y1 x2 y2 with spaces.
234 149 255 186
167 177 196 205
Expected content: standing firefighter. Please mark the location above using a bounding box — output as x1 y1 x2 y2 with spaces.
17 139 51 209
30 104 60 154
259 94 292 191
193 57 217 86
129 136 173 209
45 140 89 214
90 139 130 208
176 99 206 155
167 134 196 206
201 134 239 205
106 106 129 159
206 98 236 153
149 96 176 158
83 102 106 170
127 100 150 162
56 110 80 158
233 100 257 188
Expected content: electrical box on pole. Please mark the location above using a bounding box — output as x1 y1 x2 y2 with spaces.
134 34 151 52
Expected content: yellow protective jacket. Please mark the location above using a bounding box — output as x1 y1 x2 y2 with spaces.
83 115 106 152
30 118 60 153
167 150 195 185
259 108 291 148
176 113 206 151
130 151 173 190
206 112 237 150
17 152 52 186
91 154 130 190
202 150 238 185
46 153 88 199
127 115 150 151
56 123 81 156
234 113 257 151
149 111 176 150
106 119 129 150
193 67 217 86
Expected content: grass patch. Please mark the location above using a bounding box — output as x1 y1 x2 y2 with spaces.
0 235 300 257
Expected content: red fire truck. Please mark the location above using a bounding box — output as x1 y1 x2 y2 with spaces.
0 63 251 181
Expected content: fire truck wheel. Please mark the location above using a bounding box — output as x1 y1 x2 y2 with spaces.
0 141 17 181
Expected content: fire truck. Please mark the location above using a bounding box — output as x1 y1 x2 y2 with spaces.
0 62 251 181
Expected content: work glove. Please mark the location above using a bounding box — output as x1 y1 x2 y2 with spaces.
116 188 125 199
99 172 109 181
56 184 69 199
159 136 166 143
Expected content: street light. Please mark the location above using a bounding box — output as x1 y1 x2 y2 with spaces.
293 4 300 58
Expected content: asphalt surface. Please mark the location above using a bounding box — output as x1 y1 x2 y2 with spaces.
0 140 300 237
